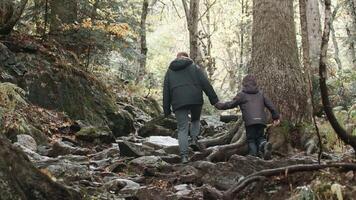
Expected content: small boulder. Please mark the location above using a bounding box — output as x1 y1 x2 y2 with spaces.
75 126 115 144
48 141 93 157
137 116 177 137
144 136 178 149
90 145 120 160
106 110 135 137
36 157 90 182
129 156 170 169
14 134 37 152
118 140 154 157
174 184 192 197
103 178 140 196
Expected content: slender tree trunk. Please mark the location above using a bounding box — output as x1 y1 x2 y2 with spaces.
346 25 356 69
319 0 356 152
34 0 44 35
251 0 310 123
299 0 322 74
204 0 215 81
330 5 342 70
182 0 203 65
238 0 247 88
49 0 77 33
137 0 149 84
345 0 356 69
0 0 28 35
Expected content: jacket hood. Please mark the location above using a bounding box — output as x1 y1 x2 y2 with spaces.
242 79 258 94
169 58 193 71
242 75 259 94
242 84 259 94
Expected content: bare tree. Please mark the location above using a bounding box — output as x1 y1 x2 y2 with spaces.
182 0 203 66
137 0 150 84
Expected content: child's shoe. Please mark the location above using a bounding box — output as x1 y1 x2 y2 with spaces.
263 142 272 160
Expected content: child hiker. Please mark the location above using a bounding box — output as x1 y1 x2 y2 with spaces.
215 74 280 160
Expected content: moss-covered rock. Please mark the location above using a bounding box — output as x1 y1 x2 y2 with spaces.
138 116 177 137
0 82 28 110
1 41 135 136
75 126 115 144
106 110 135 137
0 82 49 144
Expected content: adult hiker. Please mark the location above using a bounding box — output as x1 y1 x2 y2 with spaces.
163 52 220 163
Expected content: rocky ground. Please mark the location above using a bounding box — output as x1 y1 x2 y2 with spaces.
0 35 355 200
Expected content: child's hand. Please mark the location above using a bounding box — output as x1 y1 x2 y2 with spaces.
273 119 280 126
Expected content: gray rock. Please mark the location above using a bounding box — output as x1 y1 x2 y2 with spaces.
163 145 180 155
14 145 50 162
174 184 192 196
76 126 115 144
90 145 120 160
103 178 140 196
159 154 181 164
129 156 170 169
118 140 154 157
144 136 178 149
35 158 90 182
14 134 37 152
137 116 177 137
48 141 93 157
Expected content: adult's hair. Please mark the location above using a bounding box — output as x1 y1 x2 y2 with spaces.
177 52 189 58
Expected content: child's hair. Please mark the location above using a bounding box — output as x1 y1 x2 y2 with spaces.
177 52 189 58
242 74 257 87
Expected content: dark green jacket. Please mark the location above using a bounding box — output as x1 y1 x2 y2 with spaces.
163 58 219 116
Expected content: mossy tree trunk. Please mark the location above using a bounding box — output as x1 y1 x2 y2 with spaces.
250 0 310 124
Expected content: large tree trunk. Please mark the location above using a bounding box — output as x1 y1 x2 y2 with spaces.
0 136 80 199
49 0 77 33
250 0 310 123
0 0 28 35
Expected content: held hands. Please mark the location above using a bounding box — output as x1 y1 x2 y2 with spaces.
214 102 224 110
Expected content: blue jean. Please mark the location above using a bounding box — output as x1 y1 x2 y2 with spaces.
175 105 202 156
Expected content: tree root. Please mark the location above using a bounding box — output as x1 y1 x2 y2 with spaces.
222 162 356 199
200 119 243 148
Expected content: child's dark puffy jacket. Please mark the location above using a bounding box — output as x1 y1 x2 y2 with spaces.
217 82 279 126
